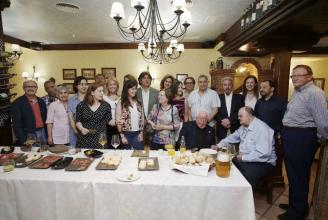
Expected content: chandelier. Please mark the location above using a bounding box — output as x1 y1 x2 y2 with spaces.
110 0 192 64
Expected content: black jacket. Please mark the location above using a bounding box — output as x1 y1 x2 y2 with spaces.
11 95 47 144
176 121 215 149
216 93 245 140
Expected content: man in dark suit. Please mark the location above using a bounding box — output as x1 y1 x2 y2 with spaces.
216 77 245 141
176 111 215 149
137 71 159 145
11 80 47 145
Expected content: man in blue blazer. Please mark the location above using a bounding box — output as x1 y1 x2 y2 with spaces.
11 80 47 145
216 77 245 141
176 111 215 149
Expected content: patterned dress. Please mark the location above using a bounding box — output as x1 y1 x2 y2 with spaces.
76 101 112 148
147 104 180 145
172 97 185 121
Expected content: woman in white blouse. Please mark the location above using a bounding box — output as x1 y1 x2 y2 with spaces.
103 77 120 145
241 75 259 109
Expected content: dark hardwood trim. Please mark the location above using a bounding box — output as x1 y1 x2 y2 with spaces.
2 34 30 48
220 0 317 56
293 47 328 55
42 42 206 50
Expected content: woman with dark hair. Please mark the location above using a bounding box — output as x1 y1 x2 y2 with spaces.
123 74 137 84
147 88 181 149
160 74 174 90
241 75 259 109
116 80 144 149
68 76 88 146
171 80 188 122
75 83 112 149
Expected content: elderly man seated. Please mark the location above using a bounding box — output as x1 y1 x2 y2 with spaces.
176 111 215 149
215 106 276 190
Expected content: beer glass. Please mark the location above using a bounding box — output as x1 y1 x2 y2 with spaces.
215 151 231 178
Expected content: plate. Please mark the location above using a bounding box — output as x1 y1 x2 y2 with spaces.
138 157 159 171
48 145 69 154
116 172 141 182
52 157 73 169
131 150 149 157
0 146 14 154
96 155 121 170
0 153 24 165
15 154 43 168
29 155 63 169
84 149 103 158
65 158 94 171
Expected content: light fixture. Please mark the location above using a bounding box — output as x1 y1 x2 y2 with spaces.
22 66 40 81
5 44 22 62
110 0 192 64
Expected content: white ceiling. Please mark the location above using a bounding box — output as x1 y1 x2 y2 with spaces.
2 0 253 44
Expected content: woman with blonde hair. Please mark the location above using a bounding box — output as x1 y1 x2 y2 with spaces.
103 77 120 144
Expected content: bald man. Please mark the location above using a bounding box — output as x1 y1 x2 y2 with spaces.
176 111 215 149
11 80 47 144
216 107 276 190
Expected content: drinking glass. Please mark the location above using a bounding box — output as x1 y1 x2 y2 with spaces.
227 144 236 161
25 133 36 152
3 159 15 172
98 132 107 150
215 151 231 178
36 133 47 152
111 135 120 154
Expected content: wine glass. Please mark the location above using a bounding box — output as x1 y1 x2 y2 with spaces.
98 132 107 150
111 135 120 154
25 133 36 152
226 144 236 165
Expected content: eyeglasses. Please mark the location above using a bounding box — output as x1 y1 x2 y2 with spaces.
24 86 37 88
290 73 310 79
185 82 194 84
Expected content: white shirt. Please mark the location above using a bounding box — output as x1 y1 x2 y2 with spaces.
141 88 150 117
245 94 257 110
219 117 276 165
225 93 233 117
129 103 140 131
103 96 120 121
188 88 221 126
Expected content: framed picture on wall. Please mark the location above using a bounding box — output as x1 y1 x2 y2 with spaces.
313 78 325 89
62 69 76 80
176 74 188 88
81 68 96 79
64 83 75 94
101 68 116 78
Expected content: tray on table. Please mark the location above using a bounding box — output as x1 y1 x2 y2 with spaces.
29 155 63 169
65 158 94 171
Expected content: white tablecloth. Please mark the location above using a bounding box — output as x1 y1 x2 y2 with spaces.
0 150 255 220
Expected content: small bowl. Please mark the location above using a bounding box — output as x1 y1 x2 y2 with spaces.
200 148 218 159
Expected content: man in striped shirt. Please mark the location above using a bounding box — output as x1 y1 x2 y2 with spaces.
278 65 328 220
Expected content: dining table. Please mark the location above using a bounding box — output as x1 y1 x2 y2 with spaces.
0 149 256 220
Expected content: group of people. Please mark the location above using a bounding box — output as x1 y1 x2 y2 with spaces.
11 65 328 220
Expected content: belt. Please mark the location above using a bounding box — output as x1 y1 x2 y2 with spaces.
283 126 316 131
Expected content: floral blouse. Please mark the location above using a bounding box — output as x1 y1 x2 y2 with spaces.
147 104 181 145
120 101 144 132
